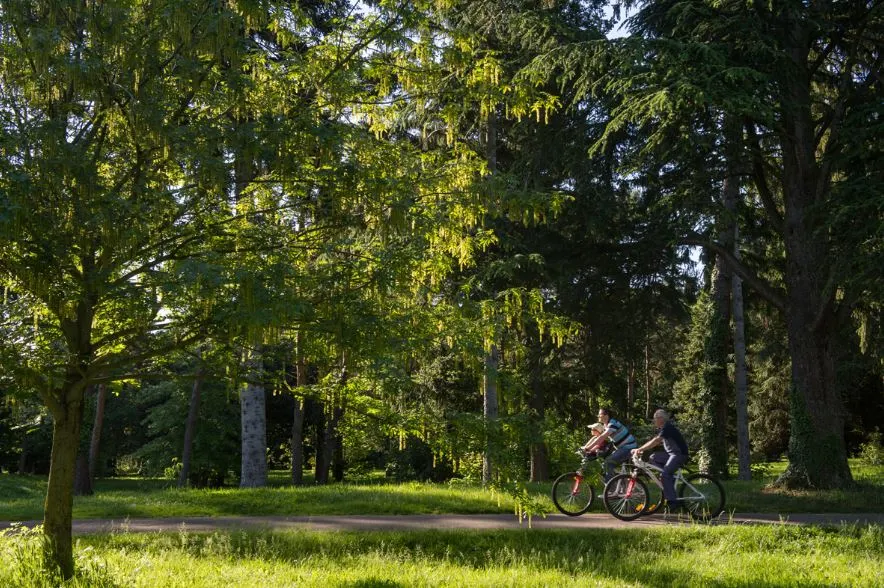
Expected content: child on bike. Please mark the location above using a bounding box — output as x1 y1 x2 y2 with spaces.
583 408 638 481
582 423 610 457
577 423 611 476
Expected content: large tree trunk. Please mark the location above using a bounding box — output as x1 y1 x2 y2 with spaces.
482 110 500 487
291 331 307 485
706 259 732 479
73 452 92 496
179 373 204 488
316 359 347 485
732 243 751 481
774 41 852 489
528 326 548 482
315 405 343 485
240 350 267 488
482 344 499 486
87 383 107 482
43 386 86 578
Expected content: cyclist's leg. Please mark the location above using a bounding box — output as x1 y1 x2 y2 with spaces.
603 445 632 482
660 453 687 504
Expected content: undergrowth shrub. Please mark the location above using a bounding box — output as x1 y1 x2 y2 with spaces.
859 429 883 466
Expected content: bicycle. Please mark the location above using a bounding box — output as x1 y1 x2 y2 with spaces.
602 452 725 522
551 448 632 516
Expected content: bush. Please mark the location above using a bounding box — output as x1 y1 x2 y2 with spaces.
859 429 883 466
385 436 455 482
135 378 240 486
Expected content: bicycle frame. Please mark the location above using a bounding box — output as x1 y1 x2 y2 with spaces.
629 454 688 489
628 455 708 503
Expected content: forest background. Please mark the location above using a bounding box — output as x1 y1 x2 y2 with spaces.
0 0 881 578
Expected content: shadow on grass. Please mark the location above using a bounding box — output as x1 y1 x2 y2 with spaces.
81 525 883 587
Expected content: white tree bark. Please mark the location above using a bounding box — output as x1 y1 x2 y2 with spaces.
240 350 267 488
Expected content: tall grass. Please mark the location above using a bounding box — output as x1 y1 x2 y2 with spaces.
2 523 882 587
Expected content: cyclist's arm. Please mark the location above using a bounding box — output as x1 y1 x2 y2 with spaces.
583 430 613 451
632 436 662 454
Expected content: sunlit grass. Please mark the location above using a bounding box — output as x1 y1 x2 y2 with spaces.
0 475 524 521
1 460 881 522
2 523 882 587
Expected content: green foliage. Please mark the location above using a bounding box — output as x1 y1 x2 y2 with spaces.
384 436 455 483
134 379 240 487
859 430 883 467
672 291 715 448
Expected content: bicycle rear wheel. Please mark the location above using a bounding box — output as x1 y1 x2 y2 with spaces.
678 473 725 521
602 474 650 521
551 472 595 516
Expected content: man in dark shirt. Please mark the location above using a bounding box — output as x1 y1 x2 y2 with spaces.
632 409 689 508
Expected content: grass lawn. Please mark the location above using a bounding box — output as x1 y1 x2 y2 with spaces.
2 523 882 587
1 460 881 522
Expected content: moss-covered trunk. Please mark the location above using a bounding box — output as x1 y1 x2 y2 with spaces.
42 389 85 579
775 38 852 489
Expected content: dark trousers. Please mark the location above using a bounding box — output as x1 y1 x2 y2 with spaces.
650 452 687 502
604 444 636 481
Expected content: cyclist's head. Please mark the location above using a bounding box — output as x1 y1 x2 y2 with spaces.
587 422 605 435
653 409 669 426
597 407 612 424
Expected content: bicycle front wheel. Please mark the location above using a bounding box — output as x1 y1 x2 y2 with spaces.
678 473 725 521
603 474 650 522
634 470 664 516
551 472 595 516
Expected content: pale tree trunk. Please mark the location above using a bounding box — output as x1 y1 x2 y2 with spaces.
703 117 741 479
18 435 28 474
332 409 345 482
179 372 204 488
626 360 635 421
724 117 751 481
240 349 267 488
482 344 499 486
291 332 307 485
644 342 652 420
291 397 306 484
88 383 107 482
732 228 751 480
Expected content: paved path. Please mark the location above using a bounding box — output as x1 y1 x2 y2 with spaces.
2 512 882 535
